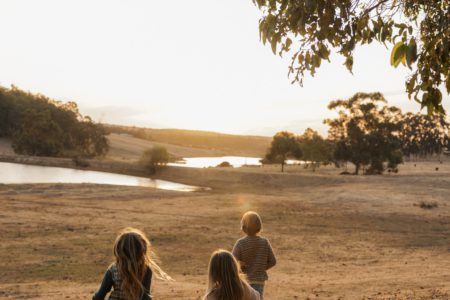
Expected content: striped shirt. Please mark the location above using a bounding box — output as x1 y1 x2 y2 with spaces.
232 236 276 283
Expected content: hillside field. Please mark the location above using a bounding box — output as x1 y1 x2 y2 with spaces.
1 131 270 162
105 125 271 159
1 162 450 299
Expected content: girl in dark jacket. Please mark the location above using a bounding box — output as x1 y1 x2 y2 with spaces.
93 227 171 300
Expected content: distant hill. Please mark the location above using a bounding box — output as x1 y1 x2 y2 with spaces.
107 133 232 161
105 125 271 158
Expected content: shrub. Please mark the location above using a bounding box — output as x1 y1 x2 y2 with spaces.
416 201 438 209
72 156 90 168
216 161 232 168
140 146 169 173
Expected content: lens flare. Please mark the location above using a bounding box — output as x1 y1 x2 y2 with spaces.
237 195 251 210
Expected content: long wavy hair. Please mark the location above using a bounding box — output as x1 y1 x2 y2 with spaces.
204 249 245 300
113 227 171 300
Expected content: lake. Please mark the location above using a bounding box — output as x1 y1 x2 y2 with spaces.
0 162 205 192
168 156 303 168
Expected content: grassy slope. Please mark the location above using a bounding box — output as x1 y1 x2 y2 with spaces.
105 125 271 158
106 133 233 161
1 129 270 161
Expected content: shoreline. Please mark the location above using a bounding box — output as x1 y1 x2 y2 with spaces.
1 154 449 193
0 154 335 191
0 154 148 177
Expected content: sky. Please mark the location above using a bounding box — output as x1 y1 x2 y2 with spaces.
0 0 449 136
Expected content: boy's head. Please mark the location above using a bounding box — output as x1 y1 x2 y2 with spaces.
241 211 262 236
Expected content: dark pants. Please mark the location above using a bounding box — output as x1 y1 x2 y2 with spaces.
250 284 264 299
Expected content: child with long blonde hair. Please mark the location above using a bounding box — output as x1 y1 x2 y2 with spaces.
92 227 171 300
204 249 260 300
232 211 276 300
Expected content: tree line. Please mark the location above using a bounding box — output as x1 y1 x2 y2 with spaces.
0 85 109 157
264 92 450 174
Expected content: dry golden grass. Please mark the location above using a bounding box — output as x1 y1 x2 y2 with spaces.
1 162 450 299
105 126 271 158
106 133 231 161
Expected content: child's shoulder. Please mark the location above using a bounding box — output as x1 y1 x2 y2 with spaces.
107 262 118 274
237 235 270 243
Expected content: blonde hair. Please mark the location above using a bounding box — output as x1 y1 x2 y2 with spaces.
241 211 262 236
113 227 171 300
204 250 245 300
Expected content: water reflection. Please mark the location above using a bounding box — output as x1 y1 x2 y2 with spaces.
168 156 303 168
0 162 204 192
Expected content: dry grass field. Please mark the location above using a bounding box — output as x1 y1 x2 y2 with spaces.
2 133 265 162
1 161 450 299
106 133 230 161
105 126 271 158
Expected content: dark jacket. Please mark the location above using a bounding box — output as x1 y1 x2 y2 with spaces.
92 263 152 300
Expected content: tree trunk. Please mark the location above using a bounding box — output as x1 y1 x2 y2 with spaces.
281 161 285 172
354 163 360 175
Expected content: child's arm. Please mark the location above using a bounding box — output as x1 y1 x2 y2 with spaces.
92 270 113 300
232 241 247 269
231 241 241 261
266 239 277 270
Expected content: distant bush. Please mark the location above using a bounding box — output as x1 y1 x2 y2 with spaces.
72 156 90 168
216 161 232 168
339 171 352 175
415 201 438 209
140 146 169 173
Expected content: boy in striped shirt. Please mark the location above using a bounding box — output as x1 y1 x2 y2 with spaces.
232 211 277 299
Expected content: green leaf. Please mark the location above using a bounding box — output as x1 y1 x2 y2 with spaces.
319 44 330 60
406 76 416 96
390 42 407 68
271 38 277 54
344 56 353 73
406 39 417 68
305 0 317 12
285 38 292 51
446 76 450 93
305 52 311 66
313 55 321 68
380 27 387 42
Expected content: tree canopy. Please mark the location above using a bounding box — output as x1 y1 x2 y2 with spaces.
400 112 450 158
253 0 449 113
0 85 109 157
325 92 403 174
297 128 333 170
263 131 302 172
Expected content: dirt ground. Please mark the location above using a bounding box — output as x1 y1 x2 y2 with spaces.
1 161 450 299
